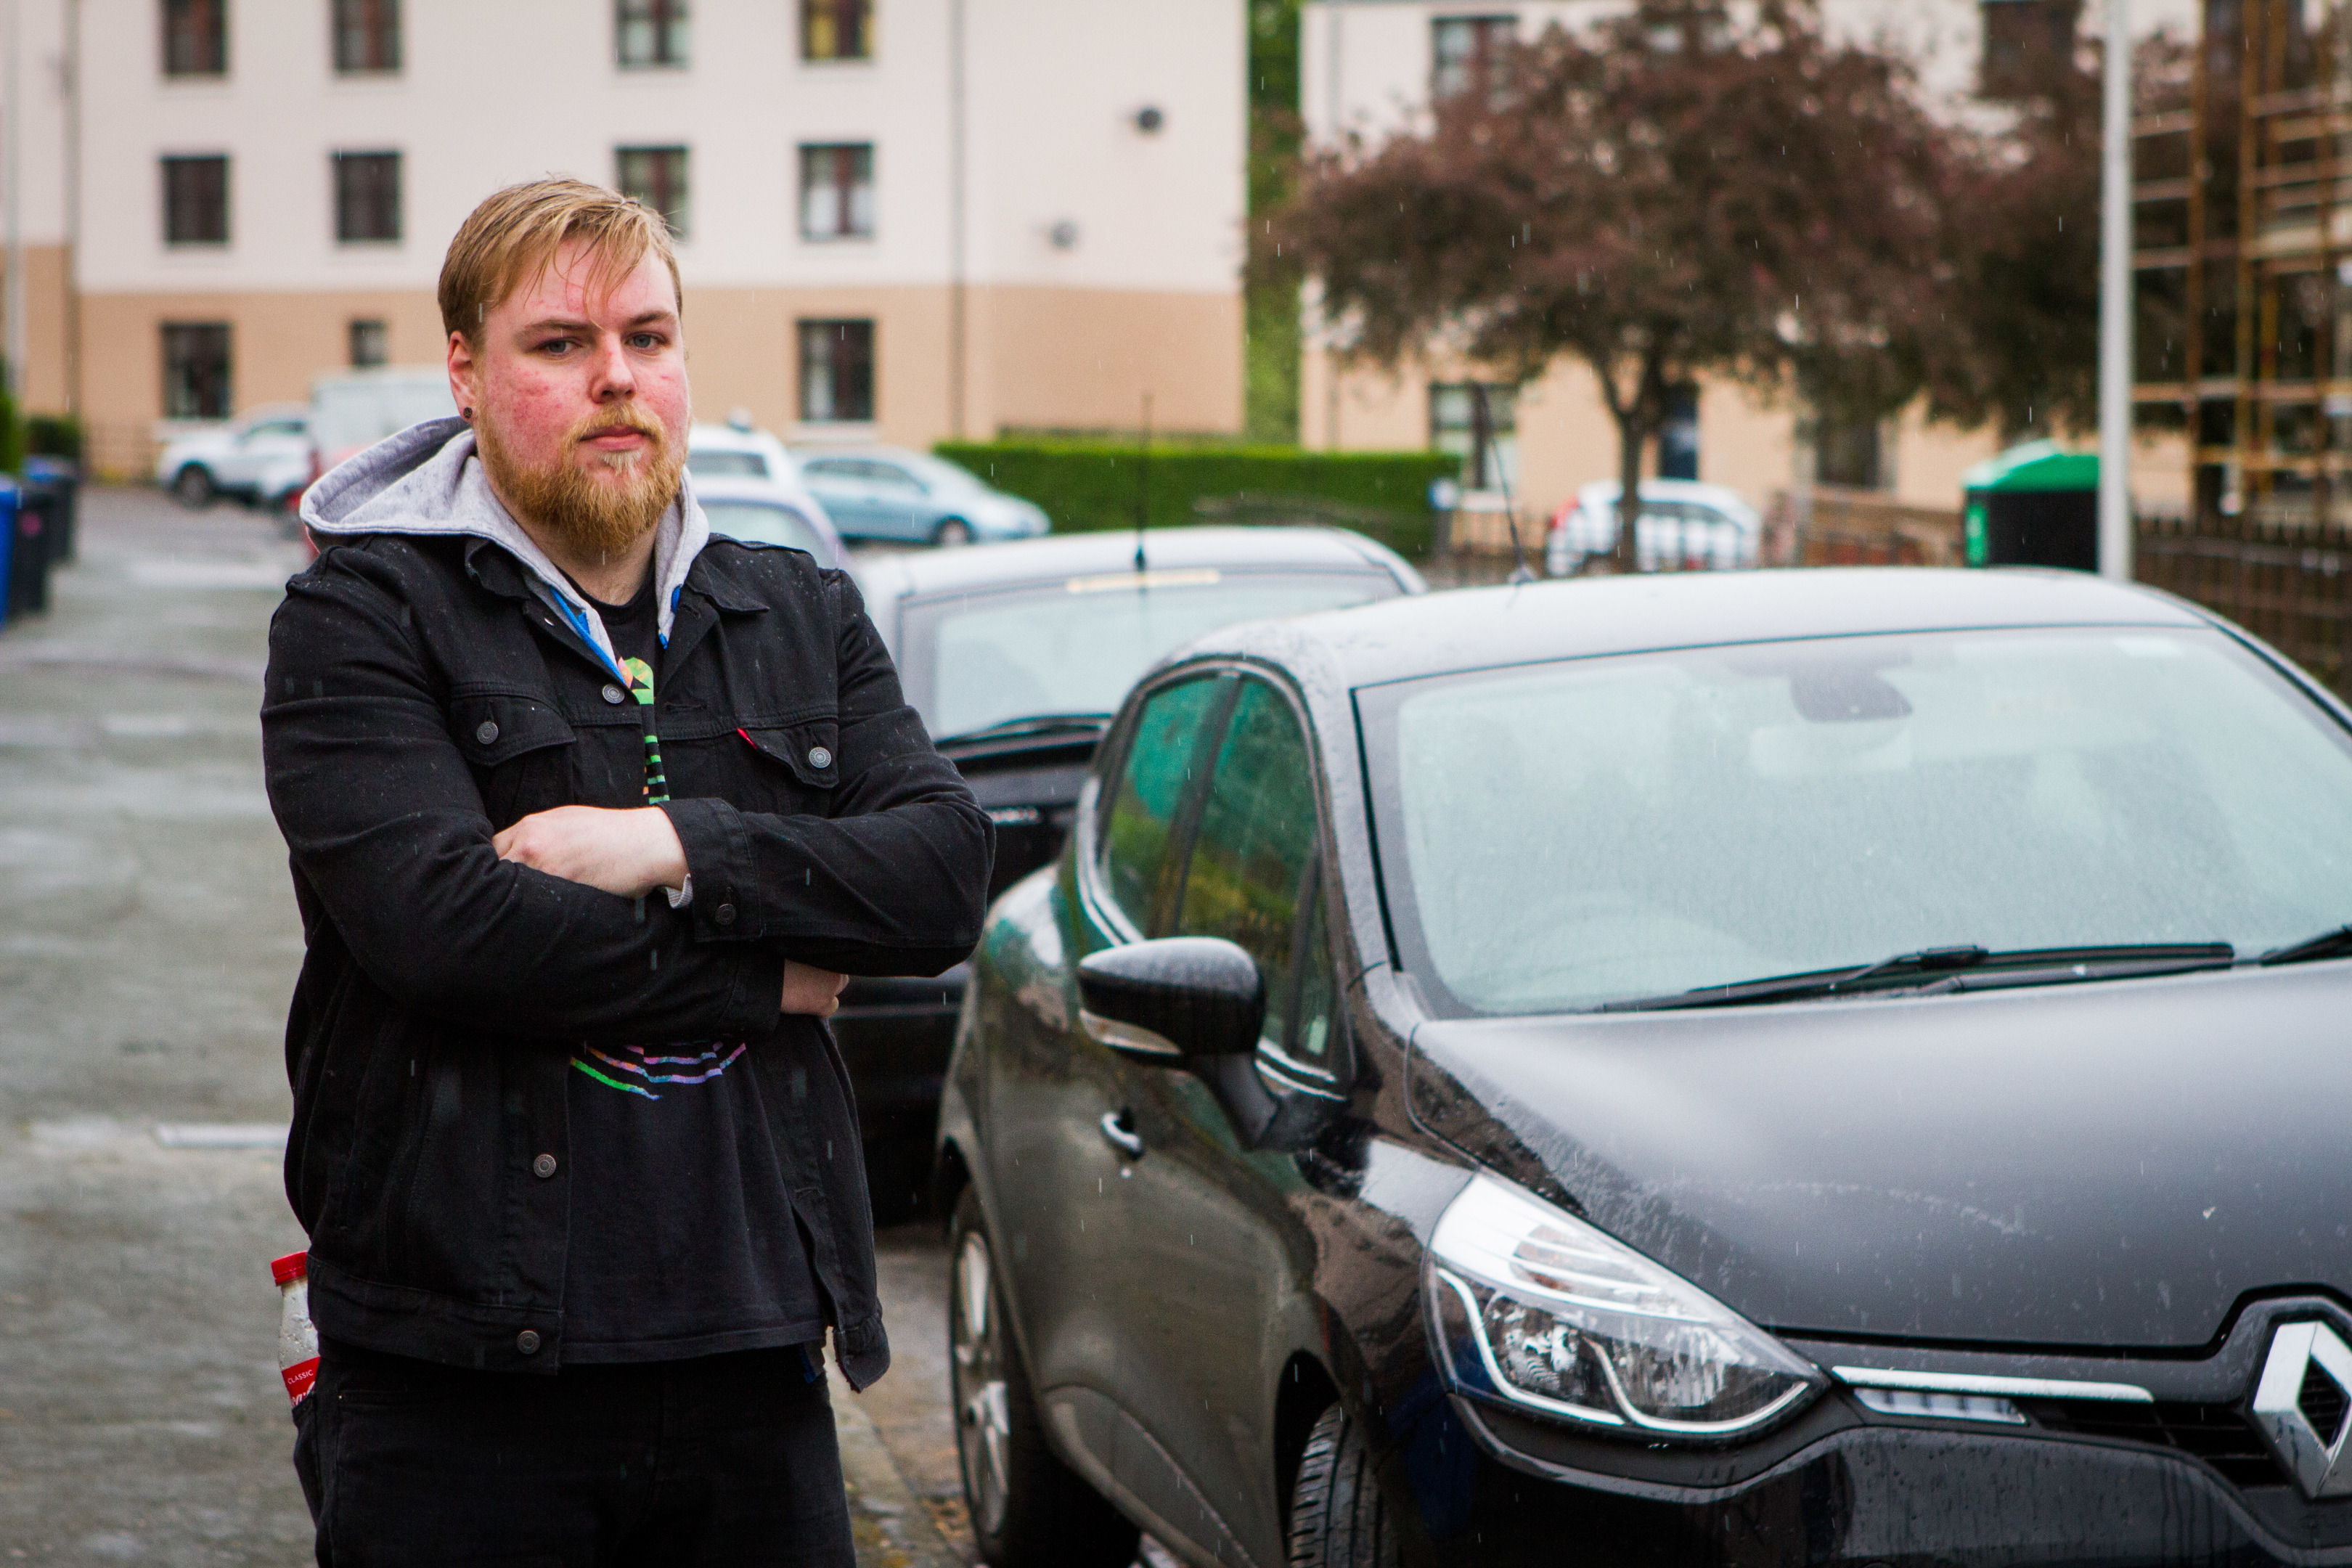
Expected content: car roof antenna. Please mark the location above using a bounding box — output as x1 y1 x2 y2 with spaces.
1134 391 1152 579
1474 383 1535 586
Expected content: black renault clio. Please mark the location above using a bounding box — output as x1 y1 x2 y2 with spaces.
936 568 2352 1567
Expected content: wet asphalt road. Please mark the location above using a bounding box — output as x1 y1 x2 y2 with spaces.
0 489 979 1566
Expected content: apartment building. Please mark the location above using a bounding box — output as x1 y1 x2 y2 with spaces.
20 0 1245 473
1296 0 2196 523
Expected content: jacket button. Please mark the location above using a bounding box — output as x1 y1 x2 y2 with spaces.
516 1329 542 1355
714 903 737 927
602 683 626 705
532 1152 558 1179
474 719 499 745
807 746 833 769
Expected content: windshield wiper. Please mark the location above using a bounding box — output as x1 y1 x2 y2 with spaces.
1595 942 2237 1013
935 712 1114 748
2259 924 2352 967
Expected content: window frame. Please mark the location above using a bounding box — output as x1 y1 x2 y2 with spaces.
798 142 875 242
1079 660 1352 1092
1429 12 1516 100
161 154 230 247
801 0 873 60
616 144 691 239
796 317 875 424
160 321 233 420
332 150 402 245
615 0 690 68
347 317 388 368
331 0 400 73
161 0 228 78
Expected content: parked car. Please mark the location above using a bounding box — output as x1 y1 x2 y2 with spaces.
939 566 2352 1568
692 473 847 569
799 446 1049 546
1546 478 1760 574
687 419 835 529
155 404 313 510
841 526 1422 1217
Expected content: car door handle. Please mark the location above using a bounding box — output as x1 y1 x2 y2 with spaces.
1099 1108 1143 1159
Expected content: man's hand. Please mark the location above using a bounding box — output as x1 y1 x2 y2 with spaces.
493 805 688 899
783 960 849 1018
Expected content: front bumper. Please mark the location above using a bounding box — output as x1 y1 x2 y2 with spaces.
1400 1299 2352 1564
1411 1400 2352 1566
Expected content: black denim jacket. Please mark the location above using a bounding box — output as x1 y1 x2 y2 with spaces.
261 531 990 1385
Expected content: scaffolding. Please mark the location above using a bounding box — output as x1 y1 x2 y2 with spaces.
2131 0 2352 694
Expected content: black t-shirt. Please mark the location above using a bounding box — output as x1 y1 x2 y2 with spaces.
557 568 825 1364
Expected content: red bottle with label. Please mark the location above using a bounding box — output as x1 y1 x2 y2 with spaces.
271 1251 319 1408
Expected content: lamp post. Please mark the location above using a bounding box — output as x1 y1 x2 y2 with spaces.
2097 0 2134 580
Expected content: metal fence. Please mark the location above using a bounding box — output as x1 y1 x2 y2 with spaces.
2135 514 2352 701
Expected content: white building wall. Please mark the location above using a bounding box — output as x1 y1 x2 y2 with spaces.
55 0 1246 464
73 0 1238 297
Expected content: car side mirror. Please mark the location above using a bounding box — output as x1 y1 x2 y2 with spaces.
1077 938 1264 1062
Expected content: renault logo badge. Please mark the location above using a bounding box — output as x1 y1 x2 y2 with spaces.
2252 1321 2352 1498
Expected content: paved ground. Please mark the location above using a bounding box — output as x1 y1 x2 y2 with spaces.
0 489 984 1566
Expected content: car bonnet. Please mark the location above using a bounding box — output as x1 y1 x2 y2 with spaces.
1405 959 2352 1349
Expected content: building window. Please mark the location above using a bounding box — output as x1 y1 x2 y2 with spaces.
1813 414 1885 490
334 152 401 243
802 0 870 60
163 323 232 419
162 155 229 245
616 147 690 239
799 144 874 240
616 0 688 67
1658 384 1699 481
1431 15 1515 99
332 0 400 72
348 318 388 368
162 0 227 76
799 319 874 423
1429 380 1517 491
1979 0 2081 100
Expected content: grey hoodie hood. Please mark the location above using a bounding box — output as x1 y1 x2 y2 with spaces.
300 416 711 676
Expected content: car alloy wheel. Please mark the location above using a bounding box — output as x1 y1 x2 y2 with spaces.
946 1187 1137 1568
952 1225 1014 1538
173 466 215 510
934 518 975 548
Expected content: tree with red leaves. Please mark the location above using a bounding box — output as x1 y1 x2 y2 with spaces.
1275 0 1960 570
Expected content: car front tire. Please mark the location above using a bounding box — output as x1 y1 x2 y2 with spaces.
1288 1403 1398 1568
933 517 975 548
949 1186 1138 1568
171 466 216 510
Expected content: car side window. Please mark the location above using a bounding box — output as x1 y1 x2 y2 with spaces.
1100 676 1228 936
1174 679 1334 1073
801 459 855 481
866 462 923 494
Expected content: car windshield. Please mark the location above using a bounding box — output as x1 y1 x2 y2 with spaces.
688 449 768 478
905 455 986 494
1364 626 2352 1016
702 501 824 556
905 570 1395 740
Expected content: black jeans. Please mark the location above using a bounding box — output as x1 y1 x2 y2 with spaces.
301 1338 854 1568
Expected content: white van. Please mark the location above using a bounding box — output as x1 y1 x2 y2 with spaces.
310 367 460 472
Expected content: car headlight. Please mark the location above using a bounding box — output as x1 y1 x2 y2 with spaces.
1427 1173 1824 1439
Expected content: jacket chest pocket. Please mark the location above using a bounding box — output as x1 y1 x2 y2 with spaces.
451 693 578 829
724 719 841 816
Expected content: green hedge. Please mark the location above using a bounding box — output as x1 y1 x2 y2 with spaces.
933 439 1460 560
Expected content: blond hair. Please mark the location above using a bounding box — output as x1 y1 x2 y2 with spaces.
438 178 681 343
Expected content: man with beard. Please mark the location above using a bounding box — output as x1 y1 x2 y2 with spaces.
262 179 992 1564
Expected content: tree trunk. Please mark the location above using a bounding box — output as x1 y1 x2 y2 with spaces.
1612 412 1649 573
